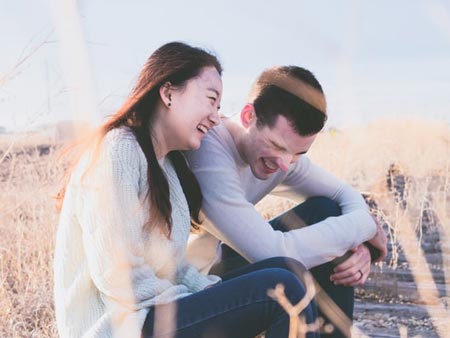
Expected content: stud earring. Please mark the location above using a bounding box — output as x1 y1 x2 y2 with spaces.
168 102 171 107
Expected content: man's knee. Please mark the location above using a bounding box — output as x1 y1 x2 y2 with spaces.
262 268 307 301
281 196 341 227
304 196 341 218
256 257 310 286
270 197 342 233
259 266 317 323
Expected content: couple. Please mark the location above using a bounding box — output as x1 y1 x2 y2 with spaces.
54 42 387 338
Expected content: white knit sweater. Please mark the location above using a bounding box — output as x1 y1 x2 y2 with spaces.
54 127 220 338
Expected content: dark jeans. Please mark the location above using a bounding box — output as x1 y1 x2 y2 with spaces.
211 196 354 338
142 257 319 338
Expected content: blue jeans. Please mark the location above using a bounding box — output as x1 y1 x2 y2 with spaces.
142 257 319 338
212 197 353 338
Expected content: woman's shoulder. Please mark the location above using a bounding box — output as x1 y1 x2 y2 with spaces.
104 126 137 144
104 126 140 151
101 126 145 166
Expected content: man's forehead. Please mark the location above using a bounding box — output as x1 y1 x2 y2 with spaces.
260 116 316 150
264 115 296 134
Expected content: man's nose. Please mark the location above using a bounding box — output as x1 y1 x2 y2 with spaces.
275 156 291 172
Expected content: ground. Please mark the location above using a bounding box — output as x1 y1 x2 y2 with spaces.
1 119 449 337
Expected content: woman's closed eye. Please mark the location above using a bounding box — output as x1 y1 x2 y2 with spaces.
208 96 220 109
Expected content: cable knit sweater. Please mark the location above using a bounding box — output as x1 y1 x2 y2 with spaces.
53 127 220 338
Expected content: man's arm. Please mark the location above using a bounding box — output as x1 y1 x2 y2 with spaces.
187 140 377 269
281 156 387 260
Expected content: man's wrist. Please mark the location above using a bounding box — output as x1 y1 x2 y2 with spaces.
364 241 381 261
331 250 353 267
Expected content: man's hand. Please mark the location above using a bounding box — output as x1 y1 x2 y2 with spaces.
330 244 371 286
366 217 388 263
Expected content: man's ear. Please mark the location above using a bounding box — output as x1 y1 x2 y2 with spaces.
240 103 256 128
159 81 172 108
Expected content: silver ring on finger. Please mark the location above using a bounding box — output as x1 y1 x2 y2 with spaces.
357 269 363 281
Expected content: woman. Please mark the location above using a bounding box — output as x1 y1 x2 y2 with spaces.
54 42 318 338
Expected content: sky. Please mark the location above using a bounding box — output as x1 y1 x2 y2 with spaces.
1 0 450 131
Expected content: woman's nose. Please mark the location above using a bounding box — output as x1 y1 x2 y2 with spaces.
209 110 220 126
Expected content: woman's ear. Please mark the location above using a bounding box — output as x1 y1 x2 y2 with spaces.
159 82 172 108
240 103 256 128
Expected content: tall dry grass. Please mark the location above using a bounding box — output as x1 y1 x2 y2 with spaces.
0 118 449 337
0 133 62 337
258 118 450 336
309 118 450 270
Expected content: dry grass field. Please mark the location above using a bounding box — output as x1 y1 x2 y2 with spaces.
0 132 61 337
0 118 449 337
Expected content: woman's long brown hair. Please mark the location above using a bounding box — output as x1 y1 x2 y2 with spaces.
57 42 222 237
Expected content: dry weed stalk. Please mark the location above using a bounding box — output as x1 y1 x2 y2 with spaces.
384 204 450 336
266 272 372 338
371 161 450 336
267 272 319 338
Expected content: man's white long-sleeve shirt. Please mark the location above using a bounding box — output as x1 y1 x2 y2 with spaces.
185 123 377 270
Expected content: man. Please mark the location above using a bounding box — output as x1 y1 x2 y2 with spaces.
185 66 387 337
